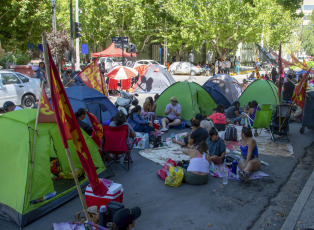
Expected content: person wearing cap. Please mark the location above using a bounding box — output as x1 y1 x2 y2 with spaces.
112 207 141 230
2 101 23 113
160 96 181 131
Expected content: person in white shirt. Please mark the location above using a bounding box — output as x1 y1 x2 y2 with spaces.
225 59 231 75
214 59 219 75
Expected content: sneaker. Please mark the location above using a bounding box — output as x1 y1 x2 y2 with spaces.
170 133 176 140
160 128 168 132
239 171 250 182
166 124 170 130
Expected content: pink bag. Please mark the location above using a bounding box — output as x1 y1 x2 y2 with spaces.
157 159 177 180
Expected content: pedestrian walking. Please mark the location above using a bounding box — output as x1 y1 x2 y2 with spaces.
214 59 218 75
226 59 231 75
235 58 240 75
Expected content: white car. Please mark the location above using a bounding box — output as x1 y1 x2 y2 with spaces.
133 60 167 69
168 62 203 75
98 57 118 71
0 70 42 108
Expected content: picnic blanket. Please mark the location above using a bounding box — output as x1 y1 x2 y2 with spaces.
139 144 190 166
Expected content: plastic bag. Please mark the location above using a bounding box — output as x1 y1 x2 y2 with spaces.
133 132 149 149
165 166 184 187
157 158 177 180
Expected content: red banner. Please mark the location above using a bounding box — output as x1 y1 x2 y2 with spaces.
292 69 310 109
291 52 314 74
86 111 103 148
47 45 108 196
78 58 108 97
38 88 56 123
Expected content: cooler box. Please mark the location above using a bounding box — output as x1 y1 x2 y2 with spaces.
85 183 124 208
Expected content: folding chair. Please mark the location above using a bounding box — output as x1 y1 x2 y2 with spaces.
270 104 291 142
102 125 133 174
243 104 273 138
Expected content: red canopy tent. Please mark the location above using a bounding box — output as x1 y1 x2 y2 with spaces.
91 43 136 58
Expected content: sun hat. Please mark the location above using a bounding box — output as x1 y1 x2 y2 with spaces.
113 207 141 228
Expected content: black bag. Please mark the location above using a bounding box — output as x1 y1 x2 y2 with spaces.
149 134 162 148
224 125 238 141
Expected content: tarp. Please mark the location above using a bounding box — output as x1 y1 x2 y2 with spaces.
0 109 105 227
65 86 118 124
156 81 217 120
204 74 242 104
238 80 279 107
91 43 136 58
202 81 231 109
131 65 176 93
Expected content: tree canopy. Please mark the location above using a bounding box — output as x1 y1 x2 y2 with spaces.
303 12 314 56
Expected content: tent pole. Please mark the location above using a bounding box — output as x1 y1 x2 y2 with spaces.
28 82 44 202
65 148 90 221
42 32 90 221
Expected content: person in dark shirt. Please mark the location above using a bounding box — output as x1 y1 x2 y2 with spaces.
283 74 295 102
206 127 226 164
271 67 277 84
171 119 209 149
75 108 93 136
226 101 242 124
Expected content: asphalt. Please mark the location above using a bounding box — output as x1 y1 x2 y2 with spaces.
1 71 314 230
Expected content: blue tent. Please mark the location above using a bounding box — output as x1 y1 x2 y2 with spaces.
65 86 118 124
202 81 231 109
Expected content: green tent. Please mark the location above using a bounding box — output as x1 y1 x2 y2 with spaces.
156 81 217 120
239 80 279 107
0 109 105 227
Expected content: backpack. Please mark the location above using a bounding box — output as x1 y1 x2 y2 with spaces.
224 125 238 141
149 133 162 148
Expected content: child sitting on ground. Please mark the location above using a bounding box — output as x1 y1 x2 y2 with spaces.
206 127 226 165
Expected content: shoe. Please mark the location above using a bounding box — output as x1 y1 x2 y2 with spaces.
170 133 176 140
160 128 168 132
166 124 170 130
239 171 250 182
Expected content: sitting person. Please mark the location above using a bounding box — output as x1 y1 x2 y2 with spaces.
128 105 155 133
171 119 209 149
2 101 23 112
110 111 136 162
180 141 210 185
240 106 249 127
195 113 214 134
75 108 93 136
142 96 156 121
238 127 261 182
206 127 226 165
112 207 142 230
209 106 226 131
160 96 181 131
226 101 242 124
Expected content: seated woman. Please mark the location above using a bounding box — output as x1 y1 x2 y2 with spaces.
206 128 226 165
238 127 261 182
171 119 209 149
180 141 210 185
209 106 226 131
160 96 181 131
75 108 93 136
128 105 155 133
142 96 156 121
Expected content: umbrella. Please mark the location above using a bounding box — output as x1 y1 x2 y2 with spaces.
107 66 138 80
134 65 149 76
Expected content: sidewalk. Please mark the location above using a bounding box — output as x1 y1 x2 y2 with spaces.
281 170 314 230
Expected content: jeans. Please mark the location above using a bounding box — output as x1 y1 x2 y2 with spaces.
134 124 155 133
228 116 242 124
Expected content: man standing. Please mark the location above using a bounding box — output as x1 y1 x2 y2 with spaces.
230 56 233 68
214 59 219 75
225 59 231 75
218 59 223 73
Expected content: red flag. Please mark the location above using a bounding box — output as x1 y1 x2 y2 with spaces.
269 48 293 69
255 65 261 80
291 69 310 109
78 58 108 97
303 57 308 67
278 44 283 103
38 88 56 123
47 45 108 196
86 112 103 148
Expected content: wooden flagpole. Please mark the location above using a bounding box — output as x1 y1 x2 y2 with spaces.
42 32 90 221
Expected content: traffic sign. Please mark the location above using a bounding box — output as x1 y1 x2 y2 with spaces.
27 43 34 51
38 44 43 52
81 44 88 54
112 37 128 43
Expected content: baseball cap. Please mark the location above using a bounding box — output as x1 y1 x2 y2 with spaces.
3 101 15 111
113 207 141 228
170 96 177 102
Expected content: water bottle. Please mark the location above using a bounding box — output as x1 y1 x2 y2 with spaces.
232 161 238 175
222 166 228 185
99 205 108 227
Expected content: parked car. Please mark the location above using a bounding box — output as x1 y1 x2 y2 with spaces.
133 60 167 69
0 70 42 108
168 62 203 75
99 57 117 71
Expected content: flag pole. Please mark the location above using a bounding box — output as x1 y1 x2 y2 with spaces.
42 32 90 221
28 81 44 202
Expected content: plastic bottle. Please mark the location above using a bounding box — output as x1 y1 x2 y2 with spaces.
43 191 56 201
232 161 238 175
222 160 228 185
99 205 108 227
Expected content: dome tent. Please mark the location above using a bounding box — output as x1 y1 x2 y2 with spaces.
156 81 217 121
204 74 242 104
238 80 279 107
202 81 231 109
131 65 176 94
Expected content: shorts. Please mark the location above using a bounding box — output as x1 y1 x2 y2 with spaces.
165 117 181 123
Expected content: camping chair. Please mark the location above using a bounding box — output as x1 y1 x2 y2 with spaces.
102 125 135 174
270 104 292 142
243 104 273 138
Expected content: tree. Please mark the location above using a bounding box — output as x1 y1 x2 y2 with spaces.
303 12 314 56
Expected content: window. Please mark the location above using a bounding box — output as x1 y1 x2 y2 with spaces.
150 61 159 65
1 73 21 85
16 73 29 83
304 5 314 11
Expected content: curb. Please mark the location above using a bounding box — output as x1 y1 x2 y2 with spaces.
281 170 314 230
